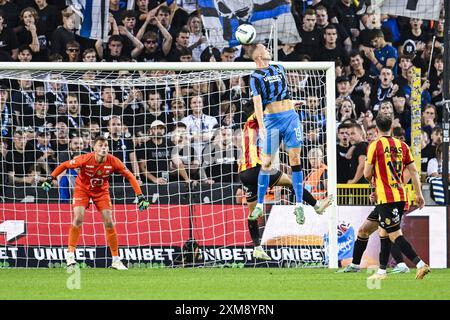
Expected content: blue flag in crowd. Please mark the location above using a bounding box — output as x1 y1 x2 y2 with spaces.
199 0 301 48
66 0 110 41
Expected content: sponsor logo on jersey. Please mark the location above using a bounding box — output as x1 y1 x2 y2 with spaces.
86 165 95 168
104 166 112 169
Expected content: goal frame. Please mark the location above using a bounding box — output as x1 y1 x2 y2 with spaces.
0 61 337 268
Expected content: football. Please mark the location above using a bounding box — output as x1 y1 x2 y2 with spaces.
235 24 256 44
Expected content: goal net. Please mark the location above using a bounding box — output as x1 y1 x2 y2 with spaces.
0 62 336 269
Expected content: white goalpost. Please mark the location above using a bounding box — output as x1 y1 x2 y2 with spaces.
0 61 337 269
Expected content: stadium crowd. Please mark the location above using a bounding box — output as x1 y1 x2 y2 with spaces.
0 0 447 202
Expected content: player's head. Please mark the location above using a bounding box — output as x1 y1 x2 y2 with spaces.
249 44 272 63
366 125 378 143
93 135 109 157
375 114 392 134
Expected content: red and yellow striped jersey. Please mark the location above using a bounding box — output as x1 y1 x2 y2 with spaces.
238 113 262 172
366 136 414 204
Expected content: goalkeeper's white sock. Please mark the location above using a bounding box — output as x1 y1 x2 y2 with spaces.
256 203 263 209
296 203 302 208
255 245 263 251
112 256 121 263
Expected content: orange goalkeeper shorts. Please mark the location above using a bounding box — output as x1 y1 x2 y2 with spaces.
72 188 112 212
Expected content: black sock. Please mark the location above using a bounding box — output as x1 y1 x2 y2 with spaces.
379 236 391 270
352 236 369 265
390 242 404 264
302 188 317 207
394 236 420 264
248 220 261 247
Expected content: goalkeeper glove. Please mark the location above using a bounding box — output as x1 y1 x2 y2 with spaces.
41 176 53 192
137 194 149 211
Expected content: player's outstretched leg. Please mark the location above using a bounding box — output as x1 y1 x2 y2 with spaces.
66 206 85 267
247 202 271 260
102 209 128 270
389 243 410 274
368 234 391 280
250 155 272 221
391 233 430 279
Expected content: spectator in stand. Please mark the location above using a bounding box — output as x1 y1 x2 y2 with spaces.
0 10 19 61
137 30 171 62
138 120 172 184
347 123 367 184
64 40 80 62
54 120 69 158
359 11 393 53
349 51 374 108
96 86 123 130
318 24 349 66
203 127 238 184
150 5 173 38
427 143 450 181
368 67 405 115
0 0 20 33
135 90 169 135
23 96 55 129
336 98 357 126
315 5 351 53
11 76 35 127
97 35 127 62
105 116 140 183
309 0 338 23
17 45 33 62
400 18 429 57
17 7 49 61
220 47 236 62
58 134 84 163
51 8 75 58
170 122 208 185
63 93 87 134
422 127 442 174
393 126 406 142
33 127 57 173
421 104 439 138
82 48 97 62
166 26 190 62
34 0 60 41
187 13 207 62
333 0 360 44
45 73 66 116
296 9 321 58
0 84 12 141
179 47 193 62
6 129 43 185
89 121 101 140
135 0 151 31
304 147 328 200
181 95 218 156
166 97 187 132
363 29 398 77
109 0 125 25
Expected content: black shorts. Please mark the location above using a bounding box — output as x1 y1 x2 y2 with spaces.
377 201 405 233
367 206 379 222
239 165 283 203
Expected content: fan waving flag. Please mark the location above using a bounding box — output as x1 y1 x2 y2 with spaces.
379 0 443 21
66 0 110 41
199 0 301 48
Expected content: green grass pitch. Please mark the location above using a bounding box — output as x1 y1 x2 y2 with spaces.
1 268 449 300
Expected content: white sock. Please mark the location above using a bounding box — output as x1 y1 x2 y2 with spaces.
255 245 263 250
296 203 303 208
112 256 121 263
416 260 425 269
256 203 263 209
377 269 387 275
67 251 75 258
351 263 360 268
397 262 407 268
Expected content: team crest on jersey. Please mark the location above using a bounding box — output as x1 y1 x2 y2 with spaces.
97 170 102 175
106 170 110 174
385 218 391 225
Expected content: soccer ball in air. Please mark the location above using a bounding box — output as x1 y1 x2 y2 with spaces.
235 24 256 44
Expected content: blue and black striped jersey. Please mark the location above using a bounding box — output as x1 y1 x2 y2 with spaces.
249 64 292 109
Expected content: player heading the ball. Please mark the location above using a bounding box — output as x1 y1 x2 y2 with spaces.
41 135 150 270
247 44 305 225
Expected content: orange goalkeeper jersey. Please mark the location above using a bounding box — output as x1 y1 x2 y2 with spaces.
51 153 142 195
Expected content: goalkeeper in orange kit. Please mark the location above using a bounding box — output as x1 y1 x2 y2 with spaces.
41 136 149 270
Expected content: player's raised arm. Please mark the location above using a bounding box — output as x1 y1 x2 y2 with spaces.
41 155 87 192
113 156 149 211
